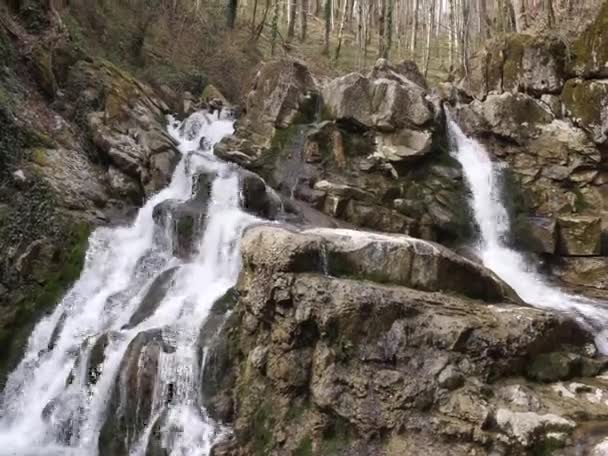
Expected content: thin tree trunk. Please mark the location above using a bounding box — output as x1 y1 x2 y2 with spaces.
423 0 435 77
287 0 297 39
323 0 331 54
271 0 280 55
378 0 386 57
300 0 308 41
334 0 348 60
410 0 419 59
448 0 455 71
227 0 238 28
512 0 528 31
251 0 259 36
385 0 393 58
544 0 555 27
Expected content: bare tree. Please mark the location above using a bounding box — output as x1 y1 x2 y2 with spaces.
410 0 419 59
300 0 308 41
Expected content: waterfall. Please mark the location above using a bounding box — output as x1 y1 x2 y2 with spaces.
0 110 258 455
448 118 608 353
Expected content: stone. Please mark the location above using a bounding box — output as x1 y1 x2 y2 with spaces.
239 170 281 219
526 352 579 382
437 365 464 390
562 79 608 145
240 225 520 303
495 409 575 448
551 258 608 289
322 70 433 130
244 59 318 137
375 129 433 162
152 199 207 258
124 267 178 329
569 1 608 78
526 216 557 254
557 215 602 256
107 165 142 204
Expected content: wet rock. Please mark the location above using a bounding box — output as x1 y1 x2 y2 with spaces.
125 267 179 329
107 165 142 204
98 329 174 456
557 215 602 256
152 200 207 258
494 408 575 448
526 352 580 382
526 216 557 254
241 225 520 303
552 258 608 289
239 171 281 219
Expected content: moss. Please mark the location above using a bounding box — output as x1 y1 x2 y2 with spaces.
252 399 275 455
294 436 313 456
321 415 351 455
0 222 90 386
570 1 608 77
562 79 608 130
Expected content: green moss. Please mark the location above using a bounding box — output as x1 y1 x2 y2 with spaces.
252 400 275 455
294 436 313 456
0 222 90 386
562 79 608 129
321 415 351 455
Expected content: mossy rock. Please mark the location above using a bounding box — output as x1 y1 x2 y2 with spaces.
561 79 608 144
570 1 608 78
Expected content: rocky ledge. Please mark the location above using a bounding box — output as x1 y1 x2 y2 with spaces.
204 225 608 456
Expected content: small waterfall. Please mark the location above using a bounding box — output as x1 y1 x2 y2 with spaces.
448 118 608 352
0 110 258 455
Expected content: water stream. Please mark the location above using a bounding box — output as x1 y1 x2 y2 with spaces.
0 110 257 455
448 119 608 352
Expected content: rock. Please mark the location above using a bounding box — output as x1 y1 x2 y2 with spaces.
557 215 602 256
526 216 557 254
465 34 567 98
322 71 433 130
201 84 228 111
569 1 608 78
455 92 553 143
375 129 433 162
98 329 174 456
437 365 464 390
241 225 520 303
369 58 428 89
124 267 178 329
28 148 108 210
495 409 575 448
552 258 608 289
562 79 608 145
107 165 142 204
152 199 207 258
526 352 579 382
239 171 281 219
244 59 318 138
31 44 58 98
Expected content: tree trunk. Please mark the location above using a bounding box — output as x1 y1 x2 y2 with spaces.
300 0 308 41
271 0 279 55
323 0 331 55
287 0 297 39
227 0 238 28
410 0 419 59
251 0 259 36
385 0 393 58
378 0 386 57
423 0 435 77
448 0 455 71
334 0 348 60
545 0 555 27
512 0 528 31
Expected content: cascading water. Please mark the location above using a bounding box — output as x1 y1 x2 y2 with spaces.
0 110 258 455
448 118 608 352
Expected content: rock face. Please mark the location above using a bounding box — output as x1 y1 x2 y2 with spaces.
243 59 319 139
207 224 608 456
217 59 471 245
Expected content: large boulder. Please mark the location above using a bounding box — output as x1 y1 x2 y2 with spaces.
569 1 608 78
243 59 318 139
557 215 602 256
561 79 608 145
322 62 434 130
98 330 175 456
464 34 567 99
240 225 519 303
210 224 602 456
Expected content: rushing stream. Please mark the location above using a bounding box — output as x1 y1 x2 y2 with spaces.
0 111 257 455
448 119 608 352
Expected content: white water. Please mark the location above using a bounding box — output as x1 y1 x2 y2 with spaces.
448 119 608 352
0 110 258 455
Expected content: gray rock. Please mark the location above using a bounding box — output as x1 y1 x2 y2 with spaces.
557 215 602 256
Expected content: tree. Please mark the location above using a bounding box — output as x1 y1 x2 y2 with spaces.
334 0 348 60
287 0 297 39
323 0 331 55
544 0 555 27
300 0 308 41
410 0 419 59
227 0 238 28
